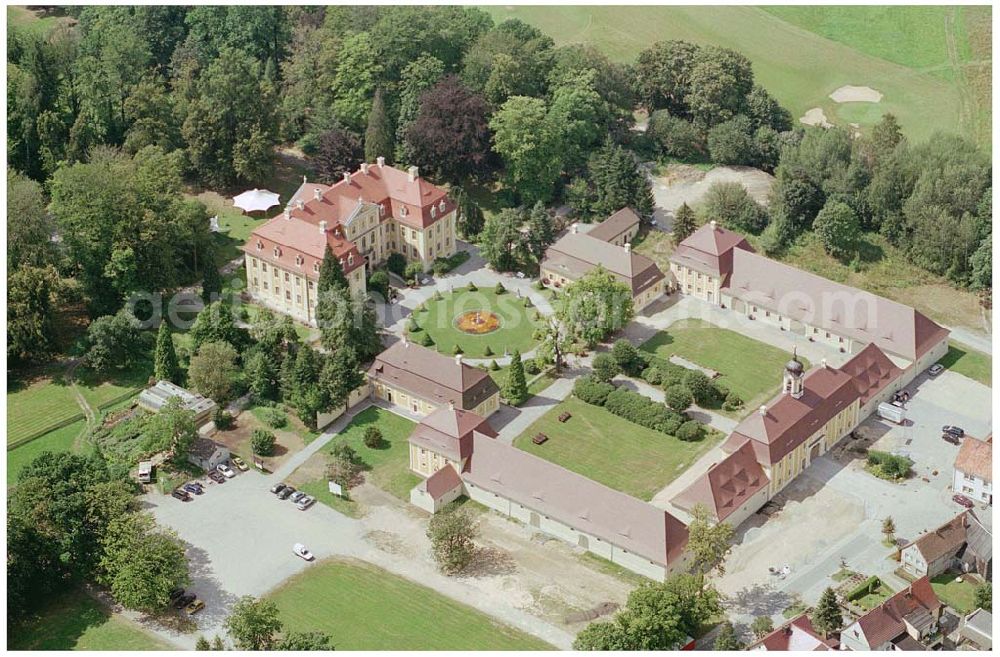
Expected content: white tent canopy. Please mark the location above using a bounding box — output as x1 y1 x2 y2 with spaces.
232 188 280 214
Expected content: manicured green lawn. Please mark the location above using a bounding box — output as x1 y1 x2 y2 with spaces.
7 419 88 485
270 558 553 650
410 287 541 358
8 590 172 651
930 572 980 613
855 582 896 611
322 406 419 500
514 397 722 500
640 319 806 411
298 478 363 518
7 368 84 446
75 359 154 411
481 5 974 146
487 364 559 403
939 342 992 386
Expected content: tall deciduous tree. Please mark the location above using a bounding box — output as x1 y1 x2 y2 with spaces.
98 512 189 612
557 267 635 347
83 309 145 375
490 95 561 205
478 208 524 272
310 127 363 184
225 596 283 651
427 502 479 575
814 200 861 259
188 340 241 403
7 265 59 366
395 54 446 163
7 170 55 270
686 504 735 583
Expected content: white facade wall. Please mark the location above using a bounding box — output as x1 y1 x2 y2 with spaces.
672 264 720 304
954 469 993 505
721 485 771 529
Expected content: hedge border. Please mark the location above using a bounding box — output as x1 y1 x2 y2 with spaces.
7 412 86 451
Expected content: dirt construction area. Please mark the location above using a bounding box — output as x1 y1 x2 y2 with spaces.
647 164 776 229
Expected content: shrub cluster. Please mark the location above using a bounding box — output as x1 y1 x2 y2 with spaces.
573 375 616 406
431 250 471 275
867 450 913 480
604 388 687 436
258 406 287 429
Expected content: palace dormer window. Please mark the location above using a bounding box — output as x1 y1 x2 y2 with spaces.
273 246 281 257
256 241 263 250
295 255 303 267
430 206 437 219
400 206 408 217
378 203 385 217
313 262 319 273
439 200 446 213
348 254 354 266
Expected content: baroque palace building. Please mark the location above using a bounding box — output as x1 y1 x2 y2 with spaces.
242 159 457 325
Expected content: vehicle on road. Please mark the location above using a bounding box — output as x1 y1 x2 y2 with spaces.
277 486 296 500
173 593 196 609
953 494 975 509
928 363 944 376
217 463 236 478
942 433 961 445
289 491 306 503
293 543 314 561
232 456 249 471
208 471 226 484
183 483 204 495
296 495 316 510
185 599 205 615
942 426 965 438
271 482 287 494
171 489 191 502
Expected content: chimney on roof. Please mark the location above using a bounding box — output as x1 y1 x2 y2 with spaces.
710 220 718 230
448 400 455 411
822 358 828 368
296 199 305 210
302 175 307 184
408 166 419 182
361 162 369 174
377 156 385 168
343 171 351 185
759 405 767 416
283 207 291 220
319 220 327 233
624 242 631 253
455 353 463 366
571 223 579 234
314 187 322 201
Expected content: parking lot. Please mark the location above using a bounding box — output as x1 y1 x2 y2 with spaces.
717 367 992 624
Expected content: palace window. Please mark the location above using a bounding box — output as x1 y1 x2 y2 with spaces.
273 246 281 257
251 259 257 268
313 262 319 273
439 200 446 213
284 272 289 282
430 206 437 219
256 241 263 250
295 255 303 267
285 290 291 300
262 263 268 272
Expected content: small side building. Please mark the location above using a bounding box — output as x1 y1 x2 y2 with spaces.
954 435 992 505
586 207 642 247
899 510 992 580
187 437 230 472
957 608 992 650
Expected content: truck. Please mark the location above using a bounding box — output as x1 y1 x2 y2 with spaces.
877 402 906 425
138 460 153 484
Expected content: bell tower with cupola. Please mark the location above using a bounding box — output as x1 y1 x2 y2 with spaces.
783 348 805 399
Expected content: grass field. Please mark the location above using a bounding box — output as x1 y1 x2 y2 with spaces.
483 5 986 146
640 319 805 411
514 397 722 500
7 419 88 485
939 342 992 387
75 359 154 411
411 288 541 358
8 590 172 651
270 558 553 650
7 368 84 446
7 6 76 38
930 572 980 614
321 406 419 500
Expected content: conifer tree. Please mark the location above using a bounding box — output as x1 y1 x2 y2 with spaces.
812 587 843 638
154 321 180 383
364 87 394 163
673 202 697 242
201 262 223 305
503 349 529 405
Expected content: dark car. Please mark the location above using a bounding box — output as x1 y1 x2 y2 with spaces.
171 489 191 502
942 433 961 445
270 482 287 495
942 425 965 438
168 588 185 601
277 486 296 500
183 483 204 495
953 494 975 509
172 593 196 609
207 471 226 484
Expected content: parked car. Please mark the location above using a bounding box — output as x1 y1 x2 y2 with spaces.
293 543 314 561
942 433 961 445
289 491 307 504
171 489 191 502
270 482 287 495
928 363 944 376
208 471 226 484
173 593 196 609
168 588 185 602
942 425 965 438
296 495 316 511
183 483 204 495
217 463 236 478
185 599 205 615
277 486 296 500
232 456 249 471
953 494 975 509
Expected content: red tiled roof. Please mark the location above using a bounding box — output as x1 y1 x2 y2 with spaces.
407 407 497 462
750 614 834 651
670 222 753 282
424 464 463 500
244 214 364 278
839 343 904 404
673 439 769 522
368 341 499 411
853 577 941 648
904 512 970 563
955 436 992 483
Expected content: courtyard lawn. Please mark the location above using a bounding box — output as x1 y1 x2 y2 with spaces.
270 558 553 650
8 590 172 651
930 573 980 613
640 319 806 412
322 406 419 501
514 397 722 501
410 287 541 358
7 419 87 485
7 368 85 446
939 342 991 387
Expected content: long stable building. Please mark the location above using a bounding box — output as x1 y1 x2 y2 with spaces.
243 160 457 325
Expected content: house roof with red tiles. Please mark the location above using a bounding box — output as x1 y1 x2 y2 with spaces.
669 221 754 283
838 343 904 405
243 213 364 278
423 463 464 501
461 432 689 568
672 439 769 522
848 577 941 648
902 512 971 564
587 207 642 243
955 436 992 483
407 406 497 463
749 614 835 651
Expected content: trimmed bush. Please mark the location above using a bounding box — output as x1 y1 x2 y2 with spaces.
573 375 615 406
611 339 644 376
867 451 913 480
404 261 426 283
407 317 421 332
592 353 621 383
846 576 882 602
259 406 287 429
523 297 533 308
415 331 434 347
722 391 744 411
602 388 687 435
489 359 500 371
453 344 463 355
676 420 704 442
251 428 276 456
532 280 546 291
467 282 478 292
684 370 717 406
483 345 493 356
524 360 540 375
641 366 663 385
665 384 694 413
363 426 384 449
433 290 444 301
494 282 506 294
213 407 235 430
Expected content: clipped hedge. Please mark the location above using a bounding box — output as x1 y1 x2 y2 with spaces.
846 576 882 602
573 375 616 406
603 388 686 435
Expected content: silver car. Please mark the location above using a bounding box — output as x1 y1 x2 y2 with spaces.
296 495 316 511
288 490 307 504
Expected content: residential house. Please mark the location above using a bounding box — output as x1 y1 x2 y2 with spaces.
954 435 992 505
367 339 500 418
839 577 943 651
187 437 230 472
749 614 836 651
586 207 642 247
138 380 216 425
406 410 689 580
900 511 992 579
541 213 669 311
243 160 456 324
